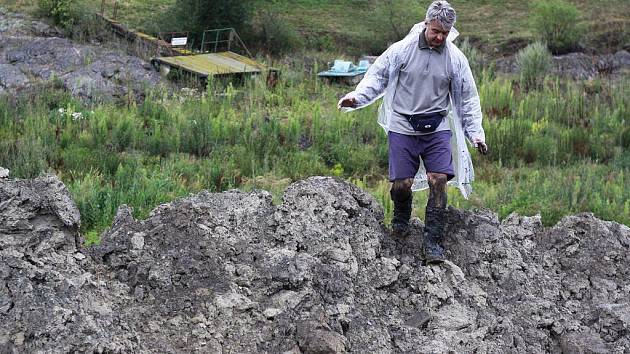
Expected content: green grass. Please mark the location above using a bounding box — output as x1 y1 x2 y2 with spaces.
0 62 628 243
356 161 630 227
3 0 627 56
0 0 628 245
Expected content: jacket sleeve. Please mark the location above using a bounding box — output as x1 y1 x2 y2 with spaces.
458 57 485 143
338 43 397 111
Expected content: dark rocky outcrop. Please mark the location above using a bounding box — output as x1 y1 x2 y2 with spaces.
1 172 629 353
0 8 161 103
495 50 630 79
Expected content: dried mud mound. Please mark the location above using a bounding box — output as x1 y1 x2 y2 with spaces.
1 174 629 353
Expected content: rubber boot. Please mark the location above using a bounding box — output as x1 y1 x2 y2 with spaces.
423 206 446 264
390 191 412 237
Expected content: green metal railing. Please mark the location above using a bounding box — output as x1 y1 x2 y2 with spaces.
200 28 253 58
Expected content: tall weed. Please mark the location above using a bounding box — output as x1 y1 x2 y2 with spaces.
515 42 552 91
1 66 628 239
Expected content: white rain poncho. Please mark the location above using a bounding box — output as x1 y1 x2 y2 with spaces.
339 22 485 199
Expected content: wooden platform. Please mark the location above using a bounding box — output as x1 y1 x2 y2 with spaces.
98 14 277 82
152 52 265 78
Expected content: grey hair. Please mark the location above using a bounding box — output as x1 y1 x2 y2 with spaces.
426 1 456 30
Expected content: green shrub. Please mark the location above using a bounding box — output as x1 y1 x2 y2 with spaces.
521 135 558 165
372 0 423 43
249 8 303 55
112 116 136 152
158 0 251 49
529 0 582 54
516 42 552 91
38 0 99 40
458 38 489 82
38 0 77 28
68 170 106 236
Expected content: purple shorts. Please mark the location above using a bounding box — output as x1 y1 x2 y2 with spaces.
388 130 454 181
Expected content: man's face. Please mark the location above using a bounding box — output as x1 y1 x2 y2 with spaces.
425 19 450 47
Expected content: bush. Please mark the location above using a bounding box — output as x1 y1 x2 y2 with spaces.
38 0 101 41
458 38 490 82
249 8 303 55
516 42 552 91
529 0 582 54
112 116 136 152
373 0 423 44
38 0 78 28
158 0 251 49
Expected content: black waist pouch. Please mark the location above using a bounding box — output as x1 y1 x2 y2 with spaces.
403 112 444 133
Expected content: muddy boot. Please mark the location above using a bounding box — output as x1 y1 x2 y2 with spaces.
423 206 446 264
390 191 412 237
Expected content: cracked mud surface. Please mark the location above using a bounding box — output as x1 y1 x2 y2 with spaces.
1 173 629 353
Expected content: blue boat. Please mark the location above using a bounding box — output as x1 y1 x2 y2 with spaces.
318 59 371 84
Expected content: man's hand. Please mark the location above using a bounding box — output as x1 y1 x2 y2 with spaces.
337 96 357 110
473 138 488 155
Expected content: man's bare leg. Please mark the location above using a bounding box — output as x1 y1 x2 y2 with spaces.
424 172 448 263
390 178 414 236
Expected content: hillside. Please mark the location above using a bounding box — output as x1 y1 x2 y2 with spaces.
2 0 629 56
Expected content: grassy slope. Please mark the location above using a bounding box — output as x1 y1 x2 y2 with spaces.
252 0 629 55
3 0 628 55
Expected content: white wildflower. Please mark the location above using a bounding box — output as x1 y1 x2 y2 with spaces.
71 112 84 121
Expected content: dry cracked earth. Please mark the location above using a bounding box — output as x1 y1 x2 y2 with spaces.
1 170 629 353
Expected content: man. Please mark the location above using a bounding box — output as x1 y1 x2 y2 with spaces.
338 1 487 264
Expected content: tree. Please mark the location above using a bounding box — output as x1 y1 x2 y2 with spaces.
161 0 251 48
374 0 424 43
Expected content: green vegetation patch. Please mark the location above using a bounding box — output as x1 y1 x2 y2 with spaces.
1 64 628 242
6 0 628 55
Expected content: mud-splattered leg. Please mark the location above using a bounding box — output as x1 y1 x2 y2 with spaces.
390 178 414 237
424 172 448 263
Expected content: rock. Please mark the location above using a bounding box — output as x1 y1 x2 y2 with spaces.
130 232 145 250
0 10 163 103
297 320 348 354
1 174 629 352
597 303 630 342
0 167 8 179
560 331 608 354
612 50 630 71
0 63 28 89
0 174 134 353
63 69 122 102
495 50 630 79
